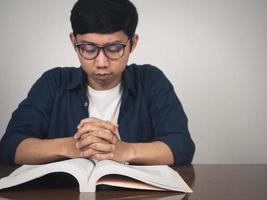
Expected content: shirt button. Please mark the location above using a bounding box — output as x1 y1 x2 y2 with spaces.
84 102 88 107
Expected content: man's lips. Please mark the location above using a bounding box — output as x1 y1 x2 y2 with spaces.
94 73 111 81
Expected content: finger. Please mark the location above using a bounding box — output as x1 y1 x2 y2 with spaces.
75 123 116 140
110 121 119 127
90 129 116 144
80 148 99 158
78 118 118 133
78 132 111 142
74 124 101 139
79 132 93 141
76 135 107 149
88 121 117 134
77 117 99 129
78 128 116 144
75 122 117 140
89 142 115 153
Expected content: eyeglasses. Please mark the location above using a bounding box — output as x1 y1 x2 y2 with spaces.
74 38 130 60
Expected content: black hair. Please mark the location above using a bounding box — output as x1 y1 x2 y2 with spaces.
70 0 138 39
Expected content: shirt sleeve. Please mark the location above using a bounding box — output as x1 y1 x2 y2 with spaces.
145 67 195 165
0 70 57 164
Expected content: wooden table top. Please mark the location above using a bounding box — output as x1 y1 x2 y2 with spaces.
0 164 267 200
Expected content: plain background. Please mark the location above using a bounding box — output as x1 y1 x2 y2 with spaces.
0 0 266 164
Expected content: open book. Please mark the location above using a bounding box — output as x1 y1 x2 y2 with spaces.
0 158 192 193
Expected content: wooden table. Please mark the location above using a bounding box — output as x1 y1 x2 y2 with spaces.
0 164 267 200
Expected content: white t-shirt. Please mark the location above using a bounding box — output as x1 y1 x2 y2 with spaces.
87 83 122 124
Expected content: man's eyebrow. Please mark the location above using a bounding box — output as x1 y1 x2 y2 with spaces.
78 39 94 44
77 39 125 44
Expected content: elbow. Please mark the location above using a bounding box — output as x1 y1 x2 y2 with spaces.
173 139 195 165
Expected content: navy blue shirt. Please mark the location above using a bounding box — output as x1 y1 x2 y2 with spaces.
0 64 195 165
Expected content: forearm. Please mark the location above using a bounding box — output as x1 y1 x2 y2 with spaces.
126 141 174 165
15 137 80 165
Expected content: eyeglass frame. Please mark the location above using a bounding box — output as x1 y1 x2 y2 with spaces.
74 37 131 60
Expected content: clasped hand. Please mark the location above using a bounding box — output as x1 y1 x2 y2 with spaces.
74 117 132 162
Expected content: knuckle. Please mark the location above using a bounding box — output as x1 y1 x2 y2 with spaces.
109 134 114 141
78 127 84 133
80 133 87 140
107 135 114 142
82 150 88 157
108 145 114 151
77 141 83 148
93 154 100 160
92 143 99 149
97 154 104 160
86 136 94 144
81 119 87 124
94 137 100 143
90 117 98 122
97 130 102 135
107 153 113 159
84 149 93 157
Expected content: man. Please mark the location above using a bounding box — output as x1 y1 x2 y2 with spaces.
0 0 195 165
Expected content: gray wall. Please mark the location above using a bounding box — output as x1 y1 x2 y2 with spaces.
0 0 266 164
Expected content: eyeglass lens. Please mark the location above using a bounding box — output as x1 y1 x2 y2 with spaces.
78 43 126 60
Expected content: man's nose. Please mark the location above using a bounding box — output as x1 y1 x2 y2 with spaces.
95 49 109 67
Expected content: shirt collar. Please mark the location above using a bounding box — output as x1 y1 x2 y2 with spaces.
66 66 87 90
122 66 137 96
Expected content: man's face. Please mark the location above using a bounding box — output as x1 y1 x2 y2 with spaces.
70 31 138 90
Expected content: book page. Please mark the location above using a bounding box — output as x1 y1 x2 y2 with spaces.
129 165 192 192
96 174 165 191
0 158 95 191
88 160 192 193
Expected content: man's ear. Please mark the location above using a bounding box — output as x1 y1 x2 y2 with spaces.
130 34 139 52
69 32 77 50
